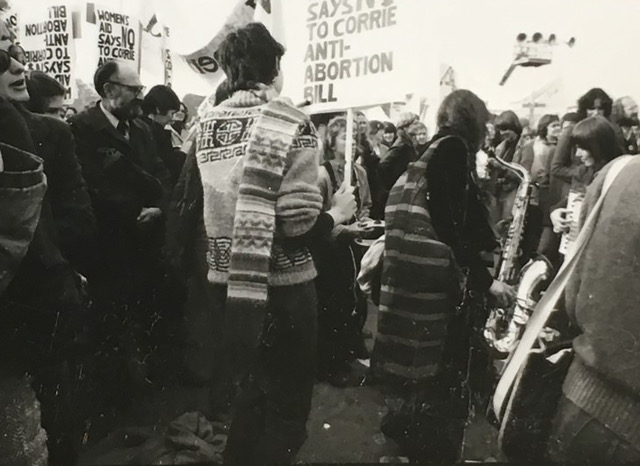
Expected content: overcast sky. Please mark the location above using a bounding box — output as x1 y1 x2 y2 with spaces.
17 0 640 116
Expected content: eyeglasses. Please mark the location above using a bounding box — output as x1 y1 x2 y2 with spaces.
0 45 26 73
107 81 145 95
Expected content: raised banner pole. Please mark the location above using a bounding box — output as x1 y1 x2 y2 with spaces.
344 107 355 187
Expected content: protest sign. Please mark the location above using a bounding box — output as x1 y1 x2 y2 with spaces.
163 26 172 86
281 0 421 113
1 7 19 43
19 5 76 101
87 3 141 71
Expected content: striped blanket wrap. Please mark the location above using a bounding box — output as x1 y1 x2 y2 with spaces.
227 98 306 348
374 136 464 383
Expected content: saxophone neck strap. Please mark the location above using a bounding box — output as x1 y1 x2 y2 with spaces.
492 155 635 422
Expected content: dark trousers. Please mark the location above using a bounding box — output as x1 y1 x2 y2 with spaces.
548 395 640 464
313 239 367 373
85 253 176 413
220 282 318 466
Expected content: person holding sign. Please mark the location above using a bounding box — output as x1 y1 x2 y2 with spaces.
314 116 373 387
193 23 355 466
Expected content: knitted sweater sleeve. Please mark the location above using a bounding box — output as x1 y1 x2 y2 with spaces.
275 126 324 238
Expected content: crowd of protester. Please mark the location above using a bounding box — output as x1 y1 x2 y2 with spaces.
1 19 639 466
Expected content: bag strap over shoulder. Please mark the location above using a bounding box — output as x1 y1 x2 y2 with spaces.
493 154 635 422
323 161 339 194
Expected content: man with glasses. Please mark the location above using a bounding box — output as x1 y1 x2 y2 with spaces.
68 59 172 411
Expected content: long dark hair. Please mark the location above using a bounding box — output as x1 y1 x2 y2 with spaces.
537 114 560 139
577 88 613 120
571 116 621 170
436 89 489 152
215 23 285 97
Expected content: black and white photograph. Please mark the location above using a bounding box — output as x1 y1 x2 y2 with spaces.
1 0 639 464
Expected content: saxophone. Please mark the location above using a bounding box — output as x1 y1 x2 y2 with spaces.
483 156 554 357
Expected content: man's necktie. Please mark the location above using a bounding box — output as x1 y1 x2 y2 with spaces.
117 120 128 137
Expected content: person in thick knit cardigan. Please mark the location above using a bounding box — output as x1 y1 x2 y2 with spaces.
547 132 640 464
194 23 355 465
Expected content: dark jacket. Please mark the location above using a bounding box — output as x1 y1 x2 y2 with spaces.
548 127 578 211
378 136 417 215
0 102 82 360
0 100 73 309
18 107 96 272
426 134 497 292
68 103 170 273
145 117 186 190
380 136 417 191
358 140 383 220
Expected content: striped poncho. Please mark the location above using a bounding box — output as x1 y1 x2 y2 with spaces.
373 136 464 384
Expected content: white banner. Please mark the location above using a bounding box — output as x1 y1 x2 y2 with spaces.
19 4 77 101
138 15 166 88
281 0 422 113
177 0 270 84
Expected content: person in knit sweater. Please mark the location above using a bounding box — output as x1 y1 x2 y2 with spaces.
314 116 372 387
547 156 640 464
194 23 355 465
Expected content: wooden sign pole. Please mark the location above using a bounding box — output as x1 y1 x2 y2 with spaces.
344 107 355 187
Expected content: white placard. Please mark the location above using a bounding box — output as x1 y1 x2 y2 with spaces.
281 0 421 113
19 5 77 102
88 3 141 71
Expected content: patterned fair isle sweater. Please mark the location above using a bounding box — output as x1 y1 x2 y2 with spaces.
195 89 323 287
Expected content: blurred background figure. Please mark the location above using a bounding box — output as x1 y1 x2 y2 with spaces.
25 70 65 120
560 111 580 131
487 110 522 227
170 101 189 147
407 121 429 157
611 96 639 154
381 121 397 151
378 112 420 214
368 120 388 159
513 114 560 264
62 106 78 122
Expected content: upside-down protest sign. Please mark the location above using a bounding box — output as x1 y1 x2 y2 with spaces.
19 4 77 101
